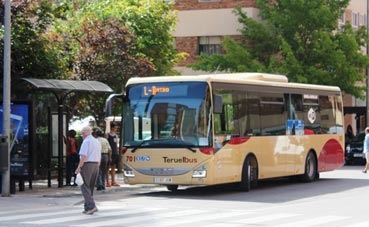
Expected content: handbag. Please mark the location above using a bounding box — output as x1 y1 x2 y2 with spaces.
75 173 84 186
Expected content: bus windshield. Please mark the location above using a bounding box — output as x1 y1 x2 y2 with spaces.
123 82 211 149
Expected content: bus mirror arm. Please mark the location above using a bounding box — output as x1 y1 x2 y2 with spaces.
105 93 125 117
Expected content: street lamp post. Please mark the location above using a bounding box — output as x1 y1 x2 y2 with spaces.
1 0 11 197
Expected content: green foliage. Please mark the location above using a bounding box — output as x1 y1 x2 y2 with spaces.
191 37 265 72
72 18 155 123
0 0 184 123
74 18 154 86
45 0 184 121
0 0 68 91
54 0 184 77
190 0 369 98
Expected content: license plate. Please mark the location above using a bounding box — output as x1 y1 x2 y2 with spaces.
153 177 172 183
354 153 363 157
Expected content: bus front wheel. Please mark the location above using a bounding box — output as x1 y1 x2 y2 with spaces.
167 185 179 192
238 156 258 192
300 151 317 182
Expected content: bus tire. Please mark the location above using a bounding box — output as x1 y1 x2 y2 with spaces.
238 156 258 192
300 151 317 182
167 185 178 192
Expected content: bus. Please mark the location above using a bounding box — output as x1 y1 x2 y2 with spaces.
111 73 344 191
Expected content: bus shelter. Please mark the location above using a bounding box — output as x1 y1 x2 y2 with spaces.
22 78 113 188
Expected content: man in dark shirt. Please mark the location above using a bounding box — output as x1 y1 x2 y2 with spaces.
106 122 120 187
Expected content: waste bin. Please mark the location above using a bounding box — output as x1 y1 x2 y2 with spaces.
0 136 8 172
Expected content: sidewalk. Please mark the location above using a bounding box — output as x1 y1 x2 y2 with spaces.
9 173 159 197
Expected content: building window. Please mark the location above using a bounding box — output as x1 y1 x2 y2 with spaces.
199 36 222 55
359 14 366 26
352 12 358 29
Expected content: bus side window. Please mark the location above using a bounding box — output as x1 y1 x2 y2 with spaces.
214 93 230 147
285 94 303 120
303 94 320 134
215 103 233 133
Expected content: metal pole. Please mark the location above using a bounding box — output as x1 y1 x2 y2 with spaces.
58 103 64 188
2 0 11 197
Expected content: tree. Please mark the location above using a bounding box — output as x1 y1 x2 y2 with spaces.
53 0 185 78
190 0 369 98
86 0 186 76
72 18 155 123
48 0 185 123
0 0 72 132
0 0 68 90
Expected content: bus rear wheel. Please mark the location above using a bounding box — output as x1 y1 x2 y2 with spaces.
167 185 178 192
299 151 317 182
238 156 258 192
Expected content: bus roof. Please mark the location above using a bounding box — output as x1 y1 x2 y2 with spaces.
126 73 341 92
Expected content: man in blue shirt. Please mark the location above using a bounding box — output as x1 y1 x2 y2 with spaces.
362 127 369 173
75 126 101 214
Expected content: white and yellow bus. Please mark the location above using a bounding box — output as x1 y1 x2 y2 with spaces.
114 73 344 191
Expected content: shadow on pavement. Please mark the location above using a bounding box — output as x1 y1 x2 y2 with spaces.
135 167 369 204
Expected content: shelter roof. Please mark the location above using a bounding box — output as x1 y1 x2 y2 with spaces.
21 78 114 93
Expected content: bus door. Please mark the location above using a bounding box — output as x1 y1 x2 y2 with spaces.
285 94 304 174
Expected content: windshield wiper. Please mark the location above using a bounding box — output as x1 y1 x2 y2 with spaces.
130 138 197 153
176 141 196 153
131 140 148 153
184 146 196 153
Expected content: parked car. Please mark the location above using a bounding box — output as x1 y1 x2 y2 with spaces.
345 131 366 165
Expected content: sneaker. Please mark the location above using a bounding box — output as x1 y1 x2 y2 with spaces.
82 210 87 214
111 182 120 187
106 182 111 187
363 170 367 173
86 207 98 215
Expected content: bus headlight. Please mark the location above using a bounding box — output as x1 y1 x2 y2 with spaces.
123 165 135 177
192 165 207 178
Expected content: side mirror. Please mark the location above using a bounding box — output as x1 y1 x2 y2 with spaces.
213 95 223 114
105 93 125 117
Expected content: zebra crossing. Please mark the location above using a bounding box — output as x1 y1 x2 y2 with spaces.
0 201 366 227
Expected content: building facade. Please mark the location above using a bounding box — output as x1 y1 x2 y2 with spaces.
172 0 368 135
173 0 259 74
340 1 367 135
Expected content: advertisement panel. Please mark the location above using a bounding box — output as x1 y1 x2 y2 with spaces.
0 102 31 178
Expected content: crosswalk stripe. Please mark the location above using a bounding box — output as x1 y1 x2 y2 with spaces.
22 207 165 225
200 223 245 227
128 210 253 227
0 206 63 215
272 215 349 227
343 220 369 227
0 209 79 222
232 213 301 224
73 210 249 227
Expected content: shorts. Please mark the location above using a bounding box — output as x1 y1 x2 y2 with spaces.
110 155 120 166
